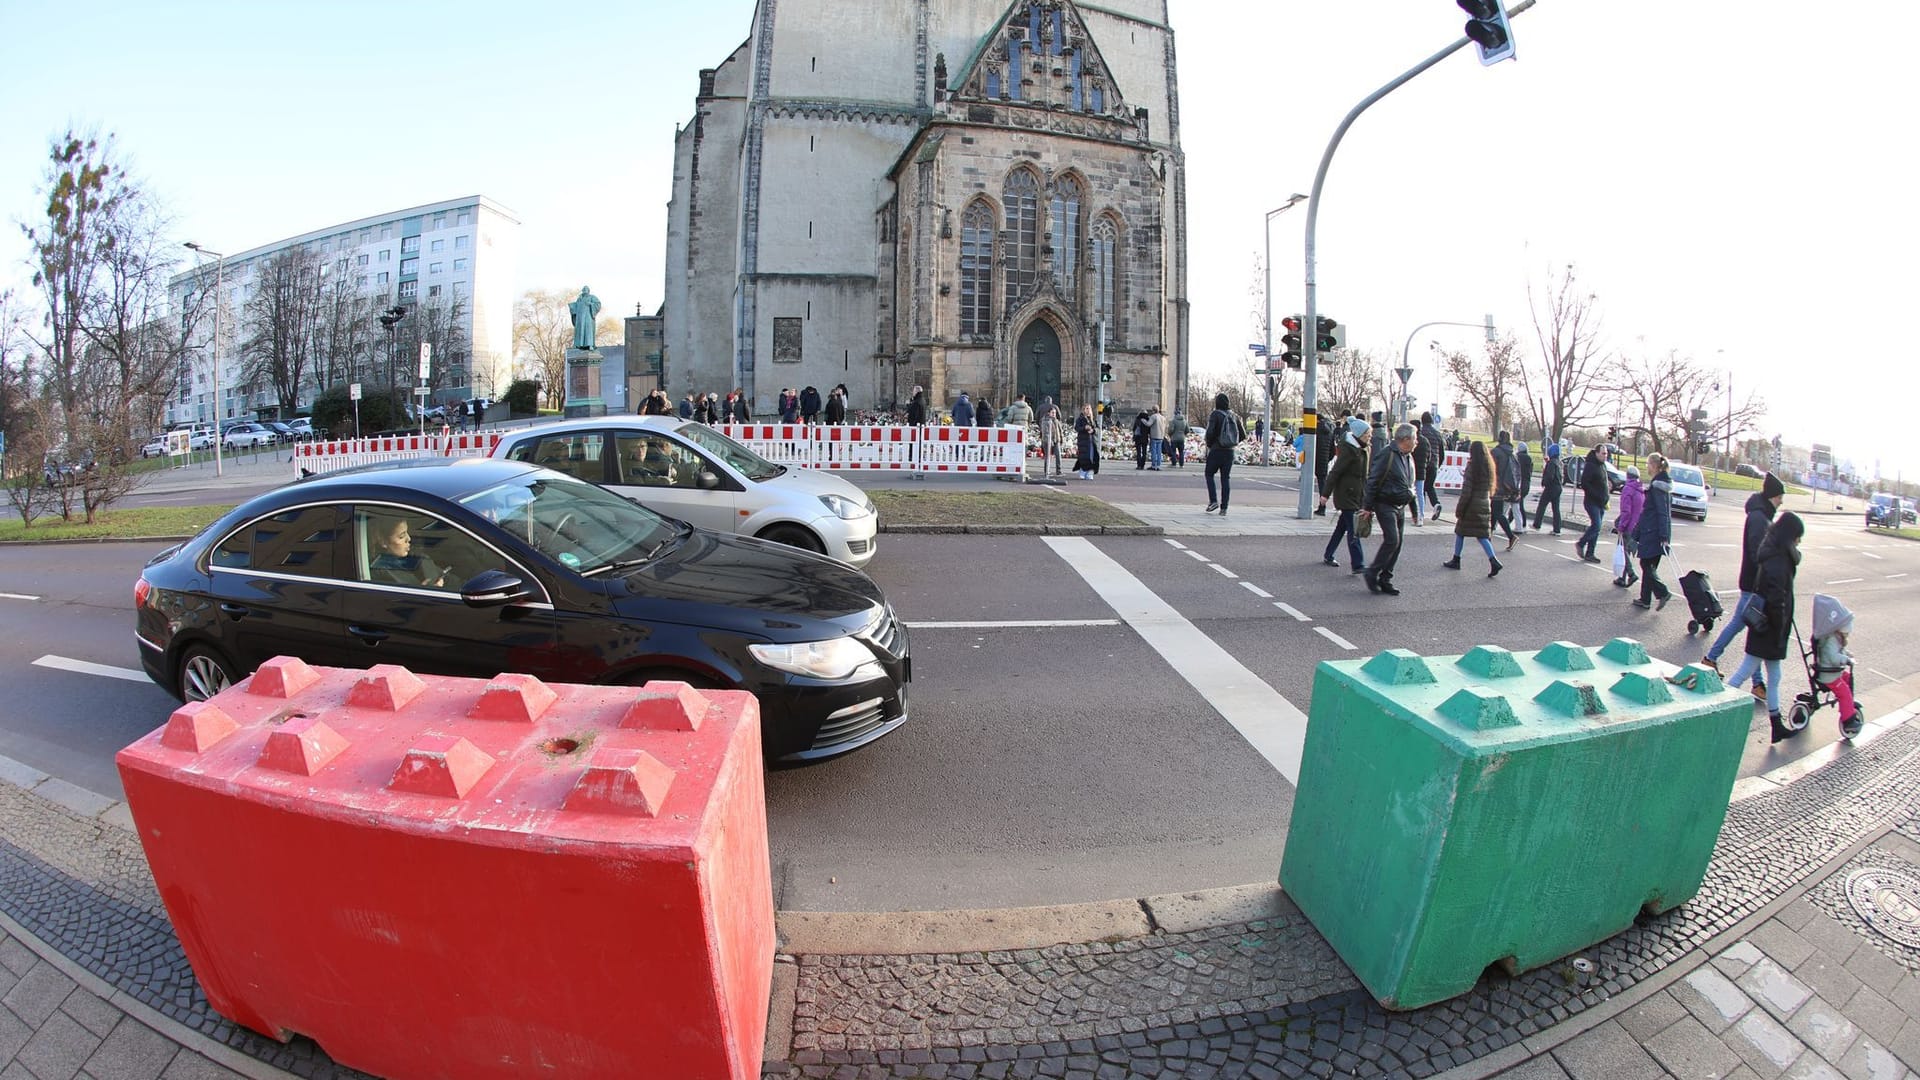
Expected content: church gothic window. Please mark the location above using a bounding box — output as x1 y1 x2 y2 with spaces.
1050 175 1083 302
960 202 995 338
1088 216 1119 330
1003 170 1040 312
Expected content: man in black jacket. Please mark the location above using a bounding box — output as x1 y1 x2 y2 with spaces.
1362 422 1418 596
1313 409 1345 516
1418 413 1445 522
1703 472 1785 697
1574 444 1613 561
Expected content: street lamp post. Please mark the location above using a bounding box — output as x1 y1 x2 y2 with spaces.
183 242 225 477
1261 194 1308 466
1398 319 1490 427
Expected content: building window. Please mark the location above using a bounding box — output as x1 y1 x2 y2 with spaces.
356 275 368 288
453 258 468 271
1050 175 1083 301
398 280 418 301
401 236 420 254
381 225 393 239
379 249 390 262
452 281 467 299
428 285 442 298
772 317 803 363
985 68 1001 99
433 214 446 229
959 201 995 338
377 272 390 285
1088 216 1118 329
429 262 442 274
455 235 470 249
456 209 470 225
1002 169 1040 311
430 239 444 253
400 258 418 276
357 254 370 267
359 229 372 242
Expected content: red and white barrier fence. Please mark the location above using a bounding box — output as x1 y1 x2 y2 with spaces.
1434 450 1469 492
293 431 503 477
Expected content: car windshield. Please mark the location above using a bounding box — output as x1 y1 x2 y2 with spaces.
457 473 680 575
675 423 782 481
1670 466 1704 486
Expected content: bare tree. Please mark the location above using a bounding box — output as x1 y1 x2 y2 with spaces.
21 131 131 426
513 289 572 409
1519 263 1608 443
397 291 471 405
240 246 328 416
1314 347 1385 419
309 272 380 393
1438 332 1525 437
1602 344 1701 455
1669 376 1767 467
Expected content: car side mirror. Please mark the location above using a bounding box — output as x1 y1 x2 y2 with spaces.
696 469 721 490
461 570 533 608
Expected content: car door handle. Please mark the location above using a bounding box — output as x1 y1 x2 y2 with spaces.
218 603 249 619
348 625 390 644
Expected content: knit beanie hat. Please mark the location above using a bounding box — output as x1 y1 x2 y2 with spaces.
1763 472 1785 499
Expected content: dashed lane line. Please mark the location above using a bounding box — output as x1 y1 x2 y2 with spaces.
1211 564 1239 579
1826 578 1865 585
1163 539 1188 550
1859 550 1884 560
0 593 41 601
32 655 149 683
906 620 1121 629
1313 626 1358 651
1274 602 1311 623
1890 573 1909 580
1240 582 1273 599
1183 549 1209 562
1870 668 1898 682
1046 536 1308 783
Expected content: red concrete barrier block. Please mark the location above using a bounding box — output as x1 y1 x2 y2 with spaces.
116 658 773 1080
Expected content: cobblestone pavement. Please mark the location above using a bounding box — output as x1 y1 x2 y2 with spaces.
0 711 1913 1079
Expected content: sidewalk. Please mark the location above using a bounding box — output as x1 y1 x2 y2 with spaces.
0 692 1914 1079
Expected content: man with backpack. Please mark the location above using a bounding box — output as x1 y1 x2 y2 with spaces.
1204 393 1242 514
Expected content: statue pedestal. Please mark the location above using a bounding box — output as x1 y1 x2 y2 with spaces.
563 349 607 418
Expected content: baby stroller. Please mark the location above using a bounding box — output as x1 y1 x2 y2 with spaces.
1678 570 1723 635
1782 594 1864 740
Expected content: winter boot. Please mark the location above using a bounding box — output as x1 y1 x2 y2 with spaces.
1441 557 1462 570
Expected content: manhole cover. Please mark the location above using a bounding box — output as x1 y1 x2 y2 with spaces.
1845 867 1920 950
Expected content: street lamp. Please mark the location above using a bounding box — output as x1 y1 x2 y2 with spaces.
1398 319 1490 427
1261 193 1308 466
379 305 408 428
183 242 225 477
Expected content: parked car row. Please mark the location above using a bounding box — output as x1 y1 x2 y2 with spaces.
1866 493 1916 529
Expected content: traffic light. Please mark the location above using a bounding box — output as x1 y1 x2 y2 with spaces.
1314 316 1343 352
1457 0 1516 65
1099 362 1113 383
1279 315 1304 369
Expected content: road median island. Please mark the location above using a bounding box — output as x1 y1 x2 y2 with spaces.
868 488 1149 530
0 505 234 544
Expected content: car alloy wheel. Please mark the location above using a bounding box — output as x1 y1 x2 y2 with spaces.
179 646 237 702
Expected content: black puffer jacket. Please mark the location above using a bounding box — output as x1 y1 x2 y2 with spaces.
1325 439 1369 511
1745 515 1804 661
1737 491 1778 593
1579 448 1611 507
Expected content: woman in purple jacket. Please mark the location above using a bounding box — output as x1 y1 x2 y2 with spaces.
1612 465 1644 588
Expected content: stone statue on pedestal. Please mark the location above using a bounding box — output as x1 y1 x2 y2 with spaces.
569 287 601 351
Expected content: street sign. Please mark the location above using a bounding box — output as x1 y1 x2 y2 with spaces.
1253 369 1285 376
349 383 362 402
1248 343 1268 354
418 344 432 381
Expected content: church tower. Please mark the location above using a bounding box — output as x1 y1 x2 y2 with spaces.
663 0 1186 417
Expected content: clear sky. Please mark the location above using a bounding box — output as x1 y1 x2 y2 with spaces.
3 1 1915 479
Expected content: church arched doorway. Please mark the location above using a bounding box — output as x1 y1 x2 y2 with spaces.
1016 320 1061 406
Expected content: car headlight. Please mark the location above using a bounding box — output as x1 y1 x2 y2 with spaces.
749 637 877 680
819 493 873 520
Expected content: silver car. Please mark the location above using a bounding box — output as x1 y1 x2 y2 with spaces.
1667 464 1711 521
490 416 880 567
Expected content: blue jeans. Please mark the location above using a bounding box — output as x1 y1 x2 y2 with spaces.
1326 510 1364 567
1727 654 1783 714
1706 593 1764 687
1453 535 1496 560
1578 498 1606 556
1149 438 1164 468
1205 447 1234 508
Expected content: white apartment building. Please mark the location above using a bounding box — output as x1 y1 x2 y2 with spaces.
168 195 519 425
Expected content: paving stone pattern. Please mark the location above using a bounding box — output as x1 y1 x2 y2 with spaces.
773 722 1920 1079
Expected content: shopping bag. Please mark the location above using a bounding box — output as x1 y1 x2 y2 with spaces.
1356 512 1374 539
1611 540 1627 577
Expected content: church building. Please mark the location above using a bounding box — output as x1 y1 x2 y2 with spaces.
662 0 1188 418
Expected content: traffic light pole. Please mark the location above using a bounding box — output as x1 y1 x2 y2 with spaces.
1297 0 1535 518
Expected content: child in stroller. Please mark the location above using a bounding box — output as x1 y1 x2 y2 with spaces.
1803 593 1864 739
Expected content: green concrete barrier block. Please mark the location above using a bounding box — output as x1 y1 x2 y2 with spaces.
1456 646 1525 679
1280 641 1749 1010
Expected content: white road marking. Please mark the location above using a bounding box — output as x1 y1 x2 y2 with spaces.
1211 564 1239 579
1184 549 1209 562
1890 573 1909 580
32 655 149 683
1314 626 1358 651
0 593 41 601
1240 582 1273 598
1046 537 1309 784
906 619 1121 629
1274 602 1311 622
1524 544 1554 554
1164 539 1188 550
1859 550 1883 560
1869 669 1897 683
1557 553 1579 562
1826 579 1864 585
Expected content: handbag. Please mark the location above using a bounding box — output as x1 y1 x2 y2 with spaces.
1741 595 1767 630
1356 512 1374 539
1611 540 1627 577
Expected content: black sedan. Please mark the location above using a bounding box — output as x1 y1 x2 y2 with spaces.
133 457 911 761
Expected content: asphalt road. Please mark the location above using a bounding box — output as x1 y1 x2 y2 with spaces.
2 475 1915 914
